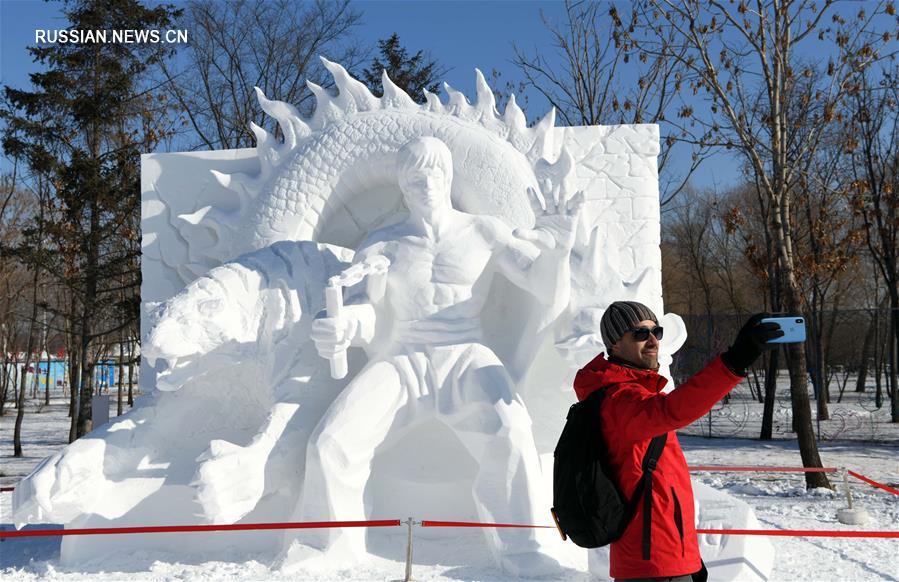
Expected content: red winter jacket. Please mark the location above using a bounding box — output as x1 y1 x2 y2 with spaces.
573 353 742 579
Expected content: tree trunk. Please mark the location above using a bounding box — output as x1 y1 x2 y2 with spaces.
782 292 833 485
68 350 80 443
127 337 134 407
67 322 77 416
75 199 101 438
774 184 831 488
15 258 42 457
44 353 50 406
856 311 877 392
889 297 899 423
760 350 779 440
117 336 124 416
808 308 829 421
13 359 28 457
822 305 840 405
11 358 19 408
0 349 10 415
30 360 37 399
748 366 763 403
77 354 93 437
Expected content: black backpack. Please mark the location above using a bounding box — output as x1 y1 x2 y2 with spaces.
550 387 667 554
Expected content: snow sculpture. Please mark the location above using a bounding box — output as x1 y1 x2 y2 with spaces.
281 136 582 574
11 58 771 580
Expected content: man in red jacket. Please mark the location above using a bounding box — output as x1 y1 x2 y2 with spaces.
573 301 781 582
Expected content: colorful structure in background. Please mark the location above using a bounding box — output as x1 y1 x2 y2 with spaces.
26 358 67 389
5 356 133 393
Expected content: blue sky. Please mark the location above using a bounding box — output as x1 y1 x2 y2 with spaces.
0 0 746 190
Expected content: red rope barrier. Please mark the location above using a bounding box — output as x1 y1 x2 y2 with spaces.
421 520 554 529
423 522 898 539
848 470 899 496
688 466 837 473
0 519 401 539
697 528 899 539
3 519 895 541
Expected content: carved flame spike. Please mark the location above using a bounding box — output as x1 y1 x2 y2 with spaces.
321 56 379 113
534 107 556 134
381 70 417 109
210 169 233 190
249 122 272 147
528 107 557 161
422 89 443 113
253 87 309 151
504 94 527 132
443 82 471 117
210 169 262 198
177 205 213 226
306 80 342 129
474 69 497 118
249 121 281 172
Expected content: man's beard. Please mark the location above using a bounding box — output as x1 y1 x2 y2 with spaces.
639 351 660 371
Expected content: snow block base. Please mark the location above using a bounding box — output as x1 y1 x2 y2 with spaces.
837 507 871 525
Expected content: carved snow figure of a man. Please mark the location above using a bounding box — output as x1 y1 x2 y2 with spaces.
283 136 584 575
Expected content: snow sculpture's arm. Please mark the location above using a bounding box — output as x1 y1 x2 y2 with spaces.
144 263 273 391
143 242 348 391
491 188 584 319
310 239 390 363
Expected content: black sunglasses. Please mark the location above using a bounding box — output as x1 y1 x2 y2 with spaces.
628 326 664 341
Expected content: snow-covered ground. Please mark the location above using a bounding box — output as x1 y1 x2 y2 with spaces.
2 381 897 581
677 375 899 444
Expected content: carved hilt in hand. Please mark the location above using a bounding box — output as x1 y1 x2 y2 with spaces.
322 255 391 379
323 284 347 379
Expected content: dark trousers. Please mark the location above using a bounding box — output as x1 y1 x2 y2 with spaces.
615 561 708 582
615 576 692 582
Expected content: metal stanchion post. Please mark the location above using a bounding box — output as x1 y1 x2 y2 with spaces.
404 517 416 582
837 467 870 525
843 468 853 509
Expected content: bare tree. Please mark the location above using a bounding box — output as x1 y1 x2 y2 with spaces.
4 1 182 440
667 195 719 358
720 181 788 437
0 169 34 417
161 0 363 150
846 65 899 421
12 172 50 456
512 0 705 206
797 130 864 423
632 0 895 488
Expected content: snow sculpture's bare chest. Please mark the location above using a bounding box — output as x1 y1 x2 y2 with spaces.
387 228 493 320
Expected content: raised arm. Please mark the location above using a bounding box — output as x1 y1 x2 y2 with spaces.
603 358 743 443
144 240 351 391
492 187 584 318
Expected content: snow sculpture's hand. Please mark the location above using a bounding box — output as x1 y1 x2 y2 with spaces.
311 314 359 359
193 402 300 524
515 187 585 254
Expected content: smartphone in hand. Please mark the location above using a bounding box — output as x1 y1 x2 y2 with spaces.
761 316 806 343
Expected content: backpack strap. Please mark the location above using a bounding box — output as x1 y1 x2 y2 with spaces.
587 386 667 559
639 433 667 560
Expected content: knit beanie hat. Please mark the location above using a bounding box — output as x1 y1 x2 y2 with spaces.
600 301 659 350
